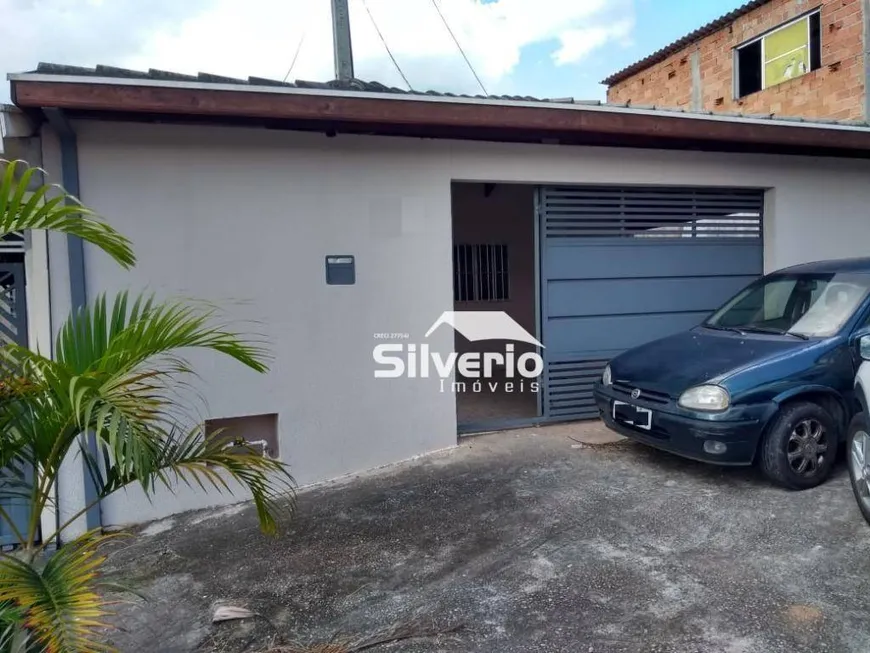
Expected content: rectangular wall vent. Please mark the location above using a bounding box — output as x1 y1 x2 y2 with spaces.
204 413 279 458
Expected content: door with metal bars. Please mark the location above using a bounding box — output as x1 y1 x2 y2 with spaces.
453 244 510 303
0 255 30 547
538 185 764 420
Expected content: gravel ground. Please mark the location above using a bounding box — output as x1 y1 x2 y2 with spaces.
101 424 870 653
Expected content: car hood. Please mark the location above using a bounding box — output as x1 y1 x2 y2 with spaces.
610 328 812 397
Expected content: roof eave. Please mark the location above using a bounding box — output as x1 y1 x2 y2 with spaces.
602 0 775 86
11 75 870 157
11 73 870 131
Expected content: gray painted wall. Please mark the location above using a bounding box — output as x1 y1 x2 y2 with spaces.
41 128 95 539
45 120 870 526
49 122 459 525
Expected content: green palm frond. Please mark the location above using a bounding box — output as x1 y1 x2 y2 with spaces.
55 293 269 376
0 601 40 653
0 160 134 268
0 161 294 650
0 291 290 546
0 535 117 653
83 427 295 535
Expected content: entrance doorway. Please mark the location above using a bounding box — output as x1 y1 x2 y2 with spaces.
451 182 541 433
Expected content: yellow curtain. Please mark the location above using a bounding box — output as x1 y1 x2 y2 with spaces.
763 18 810 87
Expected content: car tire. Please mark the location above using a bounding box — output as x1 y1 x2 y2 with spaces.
847 413 870 526
759 401 838 490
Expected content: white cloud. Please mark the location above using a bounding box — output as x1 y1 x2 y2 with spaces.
0 0 212 85
2 0 635 99
554 21 634 66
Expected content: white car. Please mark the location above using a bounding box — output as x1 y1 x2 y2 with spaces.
849 350 870 524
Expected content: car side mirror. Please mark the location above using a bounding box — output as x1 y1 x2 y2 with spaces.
860 335 870 361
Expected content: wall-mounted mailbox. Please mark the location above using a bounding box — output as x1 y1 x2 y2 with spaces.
325 255 355 285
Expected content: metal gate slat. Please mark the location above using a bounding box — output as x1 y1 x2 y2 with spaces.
0 262 29 546
539 185 764 421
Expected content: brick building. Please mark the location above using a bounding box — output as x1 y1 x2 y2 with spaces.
604 0 868 121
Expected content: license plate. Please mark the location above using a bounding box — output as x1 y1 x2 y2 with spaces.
613 401 652 430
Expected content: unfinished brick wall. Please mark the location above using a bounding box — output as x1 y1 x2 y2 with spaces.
607 0 866 121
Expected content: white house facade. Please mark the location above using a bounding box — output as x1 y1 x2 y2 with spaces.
7 65 870 540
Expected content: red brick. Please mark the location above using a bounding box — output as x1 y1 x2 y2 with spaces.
608 0 865 121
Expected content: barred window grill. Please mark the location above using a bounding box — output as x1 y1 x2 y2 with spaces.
542 187 763 240
453 244 510 302
0 233 24 253
0 264 26 348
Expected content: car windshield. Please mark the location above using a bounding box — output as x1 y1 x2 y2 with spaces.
705 272 870 338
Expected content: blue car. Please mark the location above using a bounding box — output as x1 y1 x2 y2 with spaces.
594 257 870 490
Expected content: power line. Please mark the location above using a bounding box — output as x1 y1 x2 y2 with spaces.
361 0 413 90
430 0 488 96
282 31 307 83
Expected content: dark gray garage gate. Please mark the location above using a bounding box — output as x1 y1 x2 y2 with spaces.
0 260 29 546
538 185 764 420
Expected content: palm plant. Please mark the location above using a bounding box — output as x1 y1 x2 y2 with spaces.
0 160 134 267
0 160 295 651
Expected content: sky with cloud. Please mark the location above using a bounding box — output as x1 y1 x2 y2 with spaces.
1 0 747 103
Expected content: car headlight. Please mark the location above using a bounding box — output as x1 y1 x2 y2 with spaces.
678 385 730 412
602 364 613 386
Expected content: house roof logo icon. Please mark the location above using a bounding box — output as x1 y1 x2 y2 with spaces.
424 311 544 348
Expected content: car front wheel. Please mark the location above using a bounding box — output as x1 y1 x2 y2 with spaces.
847 413 870 526
759 402 837 490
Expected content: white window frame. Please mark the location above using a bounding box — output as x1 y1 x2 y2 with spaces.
759 14 812 90
735 8 821 95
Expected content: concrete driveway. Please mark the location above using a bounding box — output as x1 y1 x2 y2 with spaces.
104 424 870 653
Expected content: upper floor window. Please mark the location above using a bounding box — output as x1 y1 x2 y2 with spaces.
736 10 821 98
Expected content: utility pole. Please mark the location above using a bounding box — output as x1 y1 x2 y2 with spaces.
331 0 355 81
